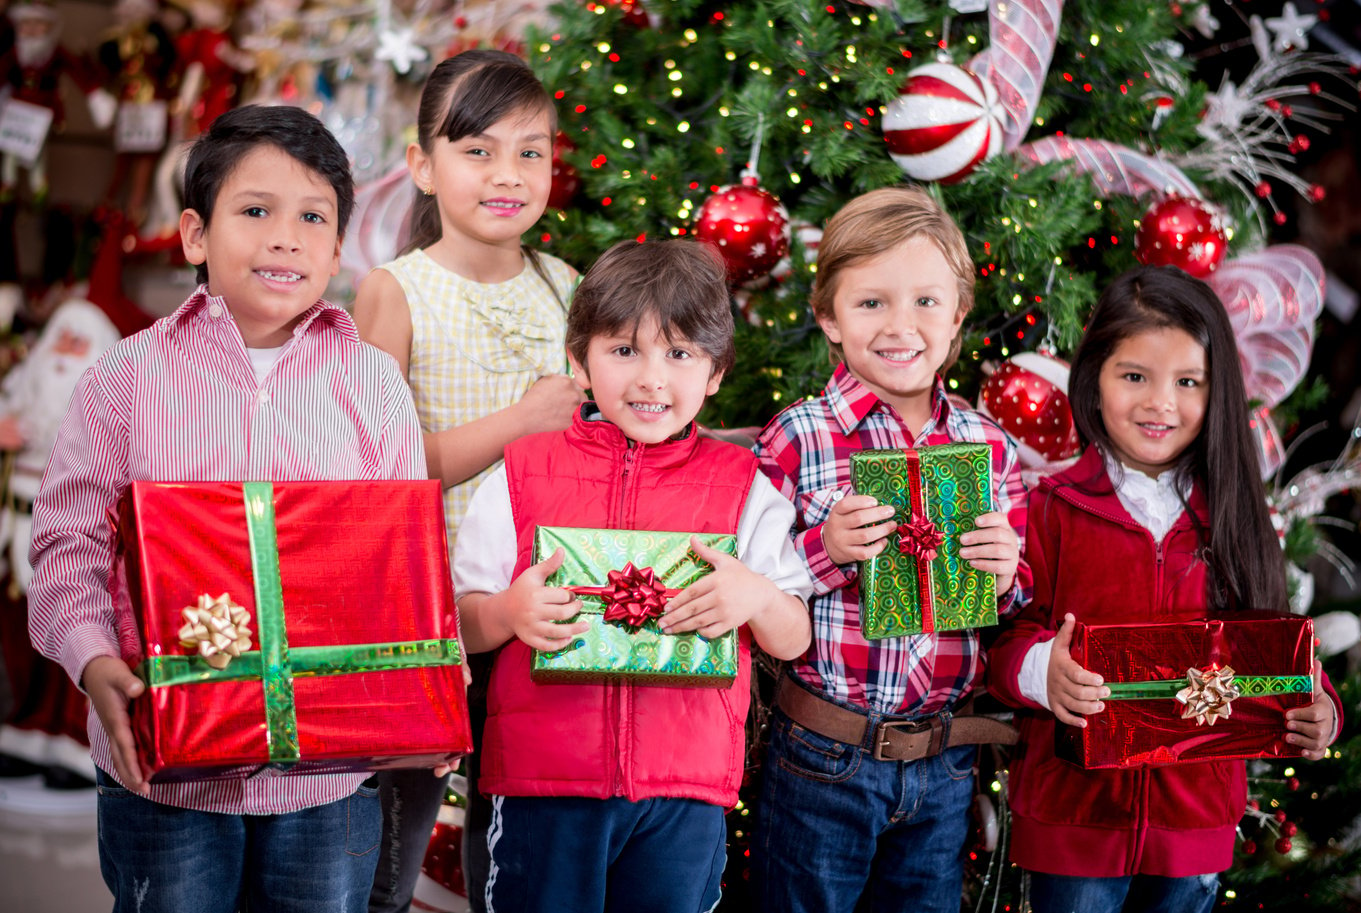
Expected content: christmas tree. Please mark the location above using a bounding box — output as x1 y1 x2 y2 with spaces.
515 1 1358 909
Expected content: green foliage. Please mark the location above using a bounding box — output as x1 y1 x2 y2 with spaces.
525 0 1284 425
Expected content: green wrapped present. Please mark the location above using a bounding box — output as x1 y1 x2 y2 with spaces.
849 444 996 639
532 526 739 686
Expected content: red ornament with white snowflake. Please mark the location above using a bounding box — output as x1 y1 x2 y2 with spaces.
881 62 1004 184
978 352 1081 465
547 131 580 211
693 177 791 286
1134 197 1228 278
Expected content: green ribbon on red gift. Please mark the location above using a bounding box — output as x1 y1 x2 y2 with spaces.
135 482 463 765
1104 665 1312 727
891 450 940 634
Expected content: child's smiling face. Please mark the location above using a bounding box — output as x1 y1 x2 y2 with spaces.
179 144 342 348
817 234 964 429
1097 326 1209 478
568 313 723 445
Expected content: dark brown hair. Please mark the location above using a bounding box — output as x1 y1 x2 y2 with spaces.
567 240 735 377
810 186 974 367
1068 264 1286 611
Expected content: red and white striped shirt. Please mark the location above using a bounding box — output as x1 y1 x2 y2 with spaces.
28 287 427 815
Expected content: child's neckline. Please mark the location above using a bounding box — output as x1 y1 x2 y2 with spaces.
418 246 528 286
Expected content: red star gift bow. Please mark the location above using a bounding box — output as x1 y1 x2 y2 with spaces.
896 513 945 562
566 563 681 629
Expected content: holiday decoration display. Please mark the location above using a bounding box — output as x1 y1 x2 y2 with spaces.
967 0 1063 149
1134 196 1229 277
977 352 1080 467
113 481 472 782
532 527 739 685
849 445 996 639
692 179 790 286
882 63 1004 184
1058 615 1314 769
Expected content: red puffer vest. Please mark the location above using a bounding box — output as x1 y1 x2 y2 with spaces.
479 410 758 807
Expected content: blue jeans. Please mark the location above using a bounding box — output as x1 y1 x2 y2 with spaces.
1027 871 1219 913
485 794 726 913
755 702 975 913
95 767 381 913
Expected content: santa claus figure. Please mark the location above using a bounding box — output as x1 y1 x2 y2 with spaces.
0 298 119 788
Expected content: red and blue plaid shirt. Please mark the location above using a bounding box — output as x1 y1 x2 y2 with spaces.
755 363 1032 716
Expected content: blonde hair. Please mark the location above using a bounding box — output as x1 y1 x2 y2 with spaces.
810 186 975 367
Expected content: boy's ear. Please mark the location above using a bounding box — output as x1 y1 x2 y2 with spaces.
566 350 592 393
406 142 432 195
705 368 725 398
816 311 842 346
180 209 207 268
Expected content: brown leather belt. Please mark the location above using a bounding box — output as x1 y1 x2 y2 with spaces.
776 677 1017 762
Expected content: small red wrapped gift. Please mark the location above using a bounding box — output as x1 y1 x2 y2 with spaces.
112 481 473 783
1058 614 1314 769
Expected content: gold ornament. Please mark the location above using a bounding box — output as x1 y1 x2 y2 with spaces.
1175 664 1242 726
178 593 253 670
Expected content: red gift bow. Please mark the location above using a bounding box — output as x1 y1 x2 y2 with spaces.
566 562 682 629
896 513 945 562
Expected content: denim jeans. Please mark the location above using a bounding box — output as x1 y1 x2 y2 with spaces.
1027 871 1219 913
95 767 381 913
754 702 975 913
485 794 726 913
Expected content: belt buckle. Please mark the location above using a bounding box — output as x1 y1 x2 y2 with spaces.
872 718 932 761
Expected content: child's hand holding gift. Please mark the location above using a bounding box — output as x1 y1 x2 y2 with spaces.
459 548 590 653
960 510 1021 596
1286 660 1337 761
820 493 896 566
1046 614 1109 728
660 537 811 661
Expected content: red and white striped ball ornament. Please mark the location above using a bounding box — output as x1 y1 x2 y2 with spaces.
978 352 1081 465
882 62 1004 184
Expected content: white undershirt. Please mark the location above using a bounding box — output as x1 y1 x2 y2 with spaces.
246 344 287 384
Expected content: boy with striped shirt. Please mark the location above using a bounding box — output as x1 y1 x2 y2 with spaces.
28 105 425 913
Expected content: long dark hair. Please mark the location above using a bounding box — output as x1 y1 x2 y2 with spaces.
1068 264 1286 611
401 52 561 300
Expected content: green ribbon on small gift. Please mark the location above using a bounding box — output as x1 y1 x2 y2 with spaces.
135 482 462 765
1104 664 1312 727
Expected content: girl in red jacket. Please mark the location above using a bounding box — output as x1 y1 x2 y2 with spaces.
987 264 1340 913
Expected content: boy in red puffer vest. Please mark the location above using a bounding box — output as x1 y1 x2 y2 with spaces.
453 239 814 913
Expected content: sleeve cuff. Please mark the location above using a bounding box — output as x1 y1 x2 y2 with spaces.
796 523 855 596
1018 639 1054 710
64 628 124 695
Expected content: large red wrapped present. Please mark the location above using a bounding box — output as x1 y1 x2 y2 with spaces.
1058 614 1314 769
112 481 472 783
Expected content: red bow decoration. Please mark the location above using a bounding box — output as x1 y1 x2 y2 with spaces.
896 514 944 562
566 563 681 629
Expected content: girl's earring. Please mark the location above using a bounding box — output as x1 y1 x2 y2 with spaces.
423 186 435 196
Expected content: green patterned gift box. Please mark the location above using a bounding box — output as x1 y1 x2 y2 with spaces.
849 444 996 639
532 526 739 686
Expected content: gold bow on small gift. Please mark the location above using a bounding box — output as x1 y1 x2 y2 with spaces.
178 593 254 670
1175 664 1241 726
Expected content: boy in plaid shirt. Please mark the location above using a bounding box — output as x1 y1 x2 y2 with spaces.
753 187 1031 913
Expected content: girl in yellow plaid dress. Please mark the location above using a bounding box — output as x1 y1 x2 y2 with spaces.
353 50 580 913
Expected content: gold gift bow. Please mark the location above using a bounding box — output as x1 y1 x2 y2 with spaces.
1174 664 1242 726
177 593 254 671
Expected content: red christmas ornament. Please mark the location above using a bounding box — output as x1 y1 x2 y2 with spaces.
881 62 1003 184
693 178 791 285
977 352 1081 466
595 0 650 28
1134 197 1228 278
421 820 466 897
1274 810 1289 823
1282 821 1298 836
1243 839 1258 855
1275 837 1293 854
547 131 580 211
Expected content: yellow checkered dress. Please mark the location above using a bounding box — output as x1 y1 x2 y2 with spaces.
383 248 574 554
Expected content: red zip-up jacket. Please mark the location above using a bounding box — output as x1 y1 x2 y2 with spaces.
479 412 758 807
987 447 1341 877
